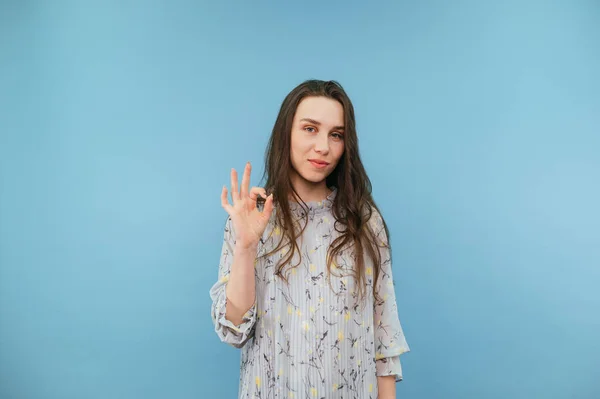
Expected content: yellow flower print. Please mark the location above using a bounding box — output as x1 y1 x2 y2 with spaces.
310 387 317 397
256 376 261 388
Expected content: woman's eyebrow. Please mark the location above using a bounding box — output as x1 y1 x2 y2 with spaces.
300 118 344 130
300 118 321 125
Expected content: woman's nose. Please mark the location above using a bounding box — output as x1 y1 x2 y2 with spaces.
314 134 329 153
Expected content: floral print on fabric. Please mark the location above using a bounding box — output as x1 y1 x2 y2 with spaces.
209 188 409 398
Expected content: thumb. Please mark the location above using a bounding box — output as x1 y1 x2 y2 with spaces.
261 194 275 219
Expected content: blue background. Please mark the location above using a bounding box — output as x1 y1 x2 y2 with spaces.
1 1 599 398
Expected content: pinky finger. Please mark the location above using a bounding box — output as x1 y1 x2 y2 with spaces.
221 186 235 215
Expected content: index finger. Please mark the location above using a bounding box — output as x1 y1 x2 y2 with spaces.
240 161 251 199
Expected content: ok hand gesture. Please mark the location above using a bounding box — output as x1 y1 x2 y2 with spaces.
221 162 274 250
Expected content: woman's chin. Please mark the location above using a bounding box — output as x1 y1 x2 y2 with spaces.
302 172 329 184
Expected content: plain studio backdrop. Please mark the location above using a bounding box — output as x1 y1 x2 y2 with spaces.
1 1 599 398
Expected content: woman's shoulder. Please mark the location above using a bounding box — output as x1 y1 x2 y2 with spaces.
362 202 384 226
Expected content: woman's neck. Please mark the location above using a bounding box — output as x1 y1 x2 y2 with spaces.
289 184 332 203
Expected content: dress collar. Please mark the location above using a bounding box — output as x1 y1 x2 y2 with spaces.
288 187 337 217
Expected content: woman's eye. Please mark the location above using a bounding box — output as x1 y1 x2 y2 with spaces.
332 133 344 140
305 127 316 133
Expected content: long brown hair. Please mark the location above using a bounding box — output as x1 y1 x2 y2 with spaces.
258 79 391 302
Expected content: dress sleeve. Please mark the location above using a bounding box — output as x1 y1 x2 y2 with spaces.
370 209 410 381
209 216 257 348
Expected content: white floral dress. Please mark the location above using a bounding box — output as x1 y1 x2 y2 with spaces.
210 188 409 398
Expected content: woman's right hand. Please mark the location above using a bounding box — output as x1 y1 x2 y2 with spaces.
221 162 274 250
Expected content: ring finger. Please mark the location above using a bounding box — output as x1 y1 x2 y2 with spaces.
230 168 240 204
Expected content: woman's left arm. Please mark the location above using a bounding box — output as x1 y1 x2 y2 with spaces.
377 375 396 398
370 209 410 395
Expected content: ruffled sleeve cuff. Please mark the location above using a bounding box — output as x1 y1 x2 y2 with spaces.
210 279 257 348
376 355 404 382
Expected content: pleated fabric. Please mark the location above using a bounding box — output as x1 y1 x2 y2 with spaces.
210 187 409 398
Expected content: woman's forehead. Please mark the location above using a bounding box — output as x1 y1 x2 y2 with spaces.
294 97 344 127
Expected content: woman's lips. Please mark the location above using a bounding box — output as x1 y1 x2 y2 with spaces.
308 160 329 169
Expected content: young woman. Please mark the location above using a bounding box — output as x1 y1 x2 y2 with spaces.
210 80 409 399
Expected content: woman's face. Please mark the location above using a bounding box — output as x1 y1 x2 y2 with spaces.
289 96 345 190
